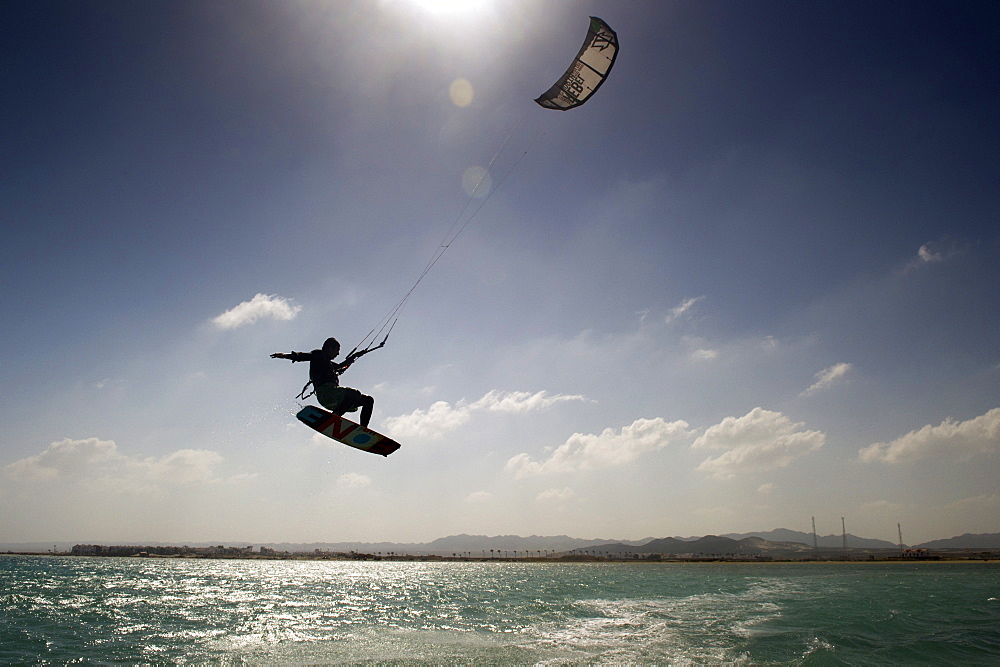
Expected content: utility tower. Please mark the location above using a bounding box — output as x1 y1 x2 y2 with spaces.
898 523 904 554
811 517 818 553
841 517 847 553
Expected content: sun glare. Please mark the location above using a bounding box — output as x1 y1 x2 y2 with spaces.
406 0 492 17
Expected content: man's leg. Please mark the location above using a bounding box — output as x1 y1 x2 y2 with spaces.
360 395 374 428
316 384 345 413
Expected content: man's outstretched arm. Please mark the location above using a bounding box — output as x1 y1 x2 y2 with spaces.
271 352 310 361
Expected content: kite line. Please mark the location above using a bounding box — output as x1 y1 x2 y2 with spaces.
348 112 533 357
348 16 619 358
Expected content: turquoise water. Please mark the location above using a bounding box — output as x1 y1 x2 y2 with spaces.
2 556 998 664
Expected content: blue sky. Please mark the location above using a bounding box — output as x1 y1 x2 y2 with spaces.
2 0 998 546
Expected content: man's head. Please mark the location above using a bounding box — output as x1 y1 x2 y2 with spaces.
322 337 341 358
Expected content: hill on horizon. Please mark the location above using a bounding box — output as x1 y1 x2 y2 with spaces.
721 528 898 549
5 530 999 555
917 533 1000 549
573 535 816 557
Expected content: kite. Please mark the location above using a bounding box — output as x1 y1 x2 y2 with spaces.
535 17 619 111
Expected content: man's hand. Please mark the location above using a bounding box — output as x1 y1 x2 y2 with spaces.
270 352 290 359
345 341 384 365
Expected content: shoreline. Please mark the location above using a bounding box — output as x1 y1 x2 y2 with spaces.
5 551 998 564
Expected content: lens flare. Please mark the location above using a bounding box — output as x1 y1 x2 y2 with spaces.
462 166 491 198
449 78 474 107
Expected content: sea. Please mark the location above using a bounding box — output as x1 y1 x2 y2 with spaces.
2 556 998 665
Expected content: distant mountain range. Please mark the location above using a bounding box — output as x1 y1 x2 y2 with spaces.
573 535 806 557
722 528 899 549
917 533 1000 549
4 531 998 556
573 530 1000 557
574 534 874 558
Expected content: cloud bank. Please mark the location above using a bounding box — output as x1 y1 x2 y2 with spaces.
4 438 246 493
692 408 825 480
859 407 1000 464
4 437 120 482
212 293 301 330
506 417 695 478
384 390 586 440
505 408 827 481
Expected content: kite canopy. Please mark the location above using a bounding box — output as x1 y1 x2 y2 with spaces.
535 16 619 111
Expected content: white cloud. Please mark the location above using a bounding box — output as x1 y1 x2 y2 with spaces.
94 377 122 390
383 400 474 440
858 407 1000 464
691 348 718 361
4 438 244 492
692 408 825 480
537 487 575 503
757 482 774 495
211 293 301 330
125 449 225 486
336 472 372 490
901 240 960 274
918 244 943 263
384 390 586 440
4 437 121 481
478 390 586 413
465 490 492 504
801 362 853 396
666 296 705 323
505 417 695 478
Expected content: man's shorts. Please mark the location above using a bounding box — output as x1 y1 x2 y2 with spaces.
315 384 365 414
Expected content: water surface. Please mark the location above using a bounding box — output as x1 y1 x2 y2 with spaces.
2 556 998 663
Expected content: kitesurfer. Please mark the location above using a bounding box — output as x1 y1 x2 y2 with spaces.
271 337 376 427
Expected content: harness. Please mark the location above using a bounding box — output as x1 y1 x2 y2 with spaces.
292 332 390 402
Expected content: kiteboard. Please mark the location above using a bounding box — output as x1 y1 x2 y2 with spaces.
296 405 401 457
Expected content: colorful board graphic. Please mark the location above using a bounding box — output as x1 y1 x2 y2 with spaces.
296 405 401 457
